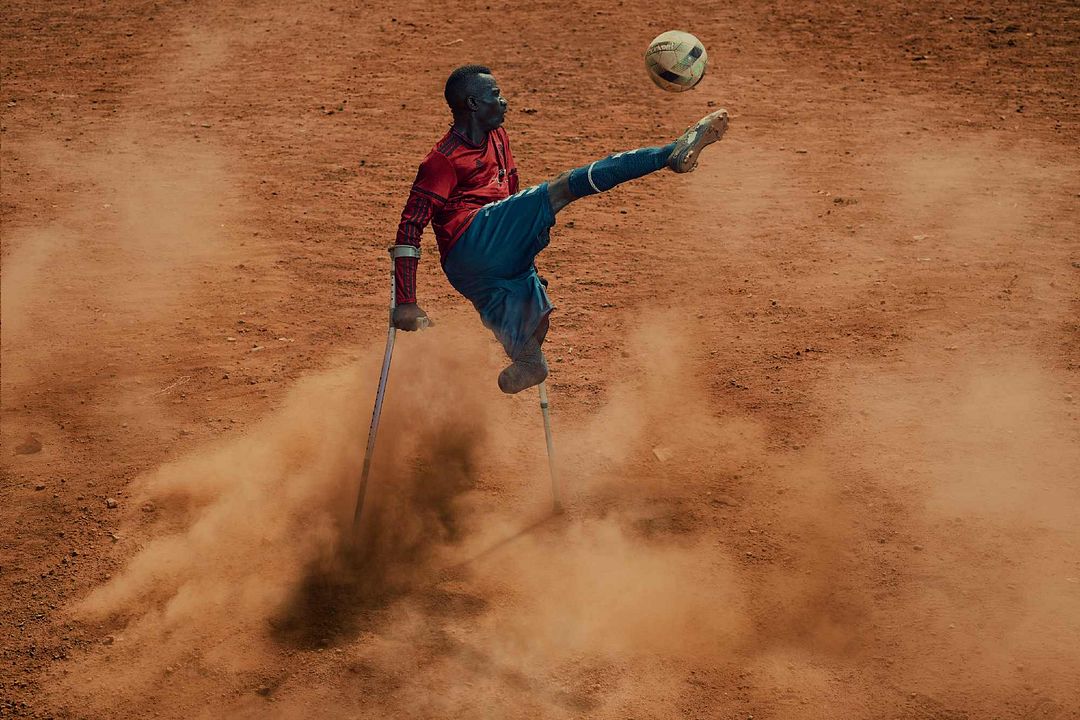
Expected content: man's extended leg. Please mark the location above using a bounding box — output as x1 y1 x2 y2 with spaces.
493 109 731 394
547 108 729 214
454 110 729 395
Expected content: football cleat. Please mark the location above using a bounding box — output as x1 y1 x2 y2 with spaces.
668 109 730 173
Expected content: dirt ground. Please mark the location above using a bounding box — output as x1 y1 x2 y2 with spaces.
2 0 1078 718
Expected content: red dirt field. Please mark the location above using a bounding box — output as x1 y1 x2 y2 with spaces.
2 1 1078 718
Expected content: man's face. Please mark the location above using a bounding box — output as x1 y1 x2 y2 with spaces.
470 74 508 130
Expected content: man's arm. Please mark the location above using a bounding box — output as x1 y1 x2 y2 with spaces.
392 152 455 330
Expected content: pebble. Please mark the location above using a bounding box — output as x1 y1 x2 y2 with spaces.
105 498 118 509
34 484 46 491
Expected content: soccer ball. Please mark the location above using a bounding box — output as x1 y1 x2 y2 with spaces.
644 30 708 92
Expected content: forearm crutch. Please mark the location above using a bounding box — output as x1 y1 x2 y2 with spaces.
538 381 563 513
352 245 420 531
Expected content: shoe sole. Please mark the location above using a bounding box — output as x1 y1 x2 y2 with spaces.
670 109 729 173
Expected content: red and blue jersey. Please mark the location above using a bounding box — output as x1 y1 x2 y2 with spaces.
393 126 518 305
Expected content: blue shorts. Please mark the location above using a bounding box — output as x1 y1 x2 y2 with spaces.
443 183 555 360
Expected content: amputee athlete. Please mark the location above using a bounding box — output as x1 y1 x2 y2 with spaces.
392 65 728 394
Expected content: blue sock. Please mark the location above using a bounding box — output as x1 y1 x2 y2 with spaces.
567 143 677 198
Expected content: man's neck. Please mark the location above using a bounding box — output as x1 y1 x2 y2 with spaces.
451 117 489 146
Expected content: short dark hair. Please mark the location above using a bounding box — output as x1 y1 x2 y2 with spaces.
444 64 493 113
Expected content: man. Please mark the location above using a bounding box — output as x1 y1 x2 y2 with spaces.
391 64 728 394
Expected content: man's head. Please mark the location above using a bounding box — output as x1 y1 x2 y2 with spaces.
444 64 507 131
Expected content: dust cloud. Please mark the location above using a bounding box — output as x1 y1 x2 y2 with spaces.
44 296 1080 719
48 316 758 718
61 330 492 691
832 352 1080 706
0 133 237 394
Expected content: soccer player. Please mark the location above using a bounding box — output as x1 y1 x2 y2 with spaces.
391 64 728 394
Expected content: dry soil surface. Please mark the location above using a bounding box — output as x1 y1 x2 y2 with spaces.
2 1 1079 718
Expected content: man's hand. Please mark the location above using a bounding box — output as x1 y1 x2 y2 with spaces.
392 302 433 331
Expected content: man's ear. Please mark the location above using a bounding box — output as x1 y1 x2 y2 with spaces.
465 95 479 112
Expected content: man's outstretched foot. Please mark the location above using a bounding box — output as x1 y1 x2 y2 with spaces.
668 109 729 173
498 340 549 394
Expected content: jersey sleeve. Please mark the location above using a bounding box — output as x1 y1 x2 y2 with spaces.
394 151 456 305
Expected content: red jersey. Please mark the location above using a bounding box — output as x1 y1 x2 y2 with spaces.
393 126 519 304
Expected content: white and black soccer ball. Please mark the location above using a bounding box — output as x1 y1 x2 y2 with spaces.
644 30 708 92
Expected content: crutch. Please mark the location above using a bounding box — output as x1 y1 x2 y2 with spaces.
538 381 563 513
352 245 421 531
